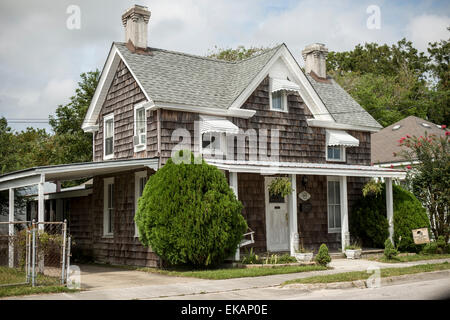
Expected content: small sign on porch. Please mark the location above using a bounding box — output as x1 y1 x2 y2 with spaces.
412 228 430 244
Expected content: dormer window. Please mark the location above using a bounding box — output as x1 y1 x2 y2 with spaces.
269 78 301 112
104 114 114 160
134 104 147 152
325 129 359 162
327 145 345 161
271 91 286 111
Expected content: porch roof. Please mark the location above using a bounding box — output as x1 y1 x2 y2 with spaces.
0 158 159 191
205 159 406 178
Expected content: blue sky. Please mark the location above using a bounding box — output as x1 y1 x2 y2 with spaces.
0 0 449 132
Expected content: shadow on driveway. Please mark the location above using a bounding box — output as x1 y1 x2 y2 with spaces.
76 264 202 291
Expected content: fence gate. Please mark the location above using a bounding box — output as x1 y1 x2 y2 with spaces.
0 220 71 287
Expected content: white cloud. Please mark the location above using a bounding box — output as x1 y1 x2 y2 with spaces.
0 0 448 132
405 14 450 53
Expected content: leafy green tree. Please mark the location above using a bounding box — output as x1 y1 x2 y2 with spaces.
135 151 247 267
397 132 450 242
0 117 17 174
427 29 450 125
207 45 269 62
351 183 430 251
327 35 449 126
49 70 100 164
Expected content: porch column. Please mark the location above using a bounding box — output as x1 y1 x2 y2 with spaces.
288 174 298 256
229 172 240 261
386 177 394 242
340 176 349 252
8 188 14 268
38 174 45 231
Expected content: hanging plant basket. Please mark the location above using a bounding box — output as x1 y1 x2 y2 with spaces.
268 177 293 198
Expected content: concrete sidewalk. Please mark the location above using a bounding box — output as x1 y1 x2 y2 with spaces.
4 258 450 300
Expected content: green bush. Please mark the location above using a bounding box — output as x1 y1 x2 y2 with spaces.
384 238 398 260
350 184 430 252
135 151 247 267
421 236 450 255
315 244 331 266
241 248 259 264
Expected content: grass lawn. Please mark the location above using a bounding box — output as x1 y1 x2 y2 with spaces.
282 262 450 286
373 254 450 263
0 266 77 298
139 264 328 280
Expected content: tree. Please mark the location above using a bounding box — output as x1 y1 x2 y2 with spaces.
135 151 247 266
427 28 450 125
397 132 450 242
351 183 430 251
49 70 100 164
326 35 449 126
207 45 269 62
0 117 17 174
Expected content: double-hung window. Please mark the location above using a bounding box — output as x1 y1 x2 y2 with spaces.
103 178 114 236
134 171 147 237
327 177 341 233
104 114 114 160
134 105 146 152
326 145 345 161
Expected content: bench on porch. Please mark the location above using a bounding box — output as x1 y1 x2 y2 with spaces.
239 228 255 248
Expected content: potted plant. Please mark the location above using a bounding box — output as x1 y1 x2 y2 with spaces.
345 243 362 259
293 239 313 262
268 177 292 198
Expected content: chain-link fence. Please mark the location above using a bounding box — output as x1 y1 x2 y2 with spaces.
0 220 71 288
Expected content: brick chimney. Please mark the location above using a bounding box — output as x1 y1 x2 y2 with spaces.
302 43 328 79
122 5 151 50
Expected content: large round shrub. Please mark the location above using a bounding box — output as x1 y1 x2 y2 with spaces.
135 152 247 267
350 184 430 252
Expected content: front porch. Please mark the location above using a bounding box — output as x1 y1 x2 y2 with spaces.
209 159 406 259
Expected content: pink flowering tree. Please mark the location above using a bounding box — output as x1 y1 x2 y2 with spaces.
396 129 449 242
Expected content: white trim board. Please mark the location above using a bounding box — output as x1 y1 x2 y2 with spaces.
205 159 406 179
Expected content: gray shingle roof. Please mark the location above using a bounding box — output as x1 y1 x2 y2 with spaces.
115 42 281 109
115 42 382 129
305 75 382 129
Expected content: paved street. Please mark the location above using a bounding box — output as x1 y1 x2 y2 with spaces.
156 273 450 300
3 258 450 300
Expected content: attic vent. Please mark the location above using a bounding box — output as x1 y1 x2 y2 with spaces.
392 125 401 130
421 123 431 128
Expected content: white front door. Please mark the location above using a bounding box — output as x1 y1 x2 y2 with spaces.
265 177 290 252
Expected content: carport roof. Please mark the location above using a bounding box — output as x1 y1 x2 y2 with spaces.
0 158 159 191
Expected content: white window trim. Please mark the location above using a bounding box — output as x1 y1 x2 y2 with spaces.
326 145 346 162
199 132 227 157
103 177 114 237
269 78 288 113
134 103 147 153
327 176 341 234
134 171 147 238
103 113 114 160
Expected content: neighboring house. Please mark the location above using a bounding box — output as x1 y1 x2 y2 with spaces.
0 5 405 267
372 115 447 170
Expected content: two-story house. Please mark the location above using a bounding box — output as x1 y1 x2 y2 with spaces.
0 5 405 267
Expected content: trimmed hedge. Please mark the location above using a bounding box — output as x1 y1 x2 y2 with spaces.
135 152 247 267
350 184 430 252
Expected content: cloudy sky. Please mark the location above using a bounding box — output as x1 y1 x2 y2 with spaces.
0 0 449 132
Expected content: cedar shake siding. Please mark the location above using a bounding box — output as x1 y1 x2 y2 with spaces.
94 60 158 161
237 173 369 253
232 77 371 165
159 110 199 165
70 168 159 267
